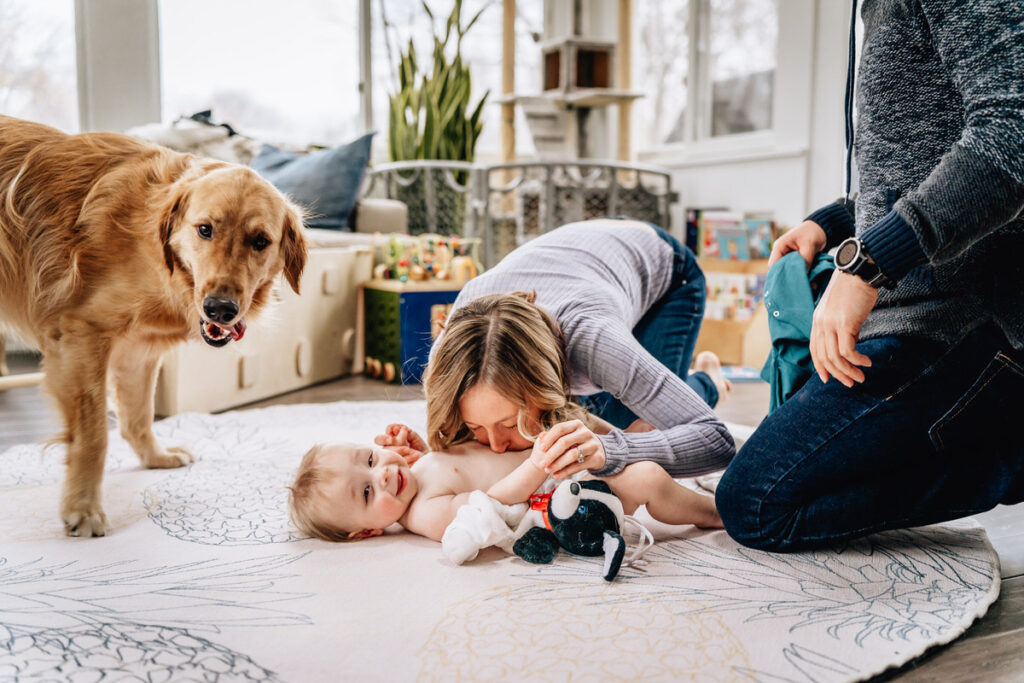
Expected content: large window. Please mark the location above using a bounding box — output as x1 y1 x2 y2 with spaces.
637 0 777 150
0 0 78 132
159 0 540 156
159 0 361 148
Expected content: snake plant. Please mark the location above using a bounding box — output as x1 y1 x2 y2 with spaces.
388 0 489 165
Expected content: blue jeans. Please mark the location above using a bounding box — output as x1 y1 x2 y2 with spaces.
716 323 1024 552
580 223 717 429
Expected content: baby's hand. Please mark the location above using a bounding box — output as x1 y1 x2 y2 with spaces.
374 423 427 451
528 432 549 471
391 445 424 465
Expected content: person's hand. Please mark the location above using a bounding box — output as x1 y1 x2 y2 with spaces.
528 433 550 471
810 271 878 387
532 420 607 480
374 423 427 464
769 220 827 270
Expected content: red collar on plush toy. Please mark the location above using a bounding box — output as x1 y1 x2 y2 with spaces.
529 491 554 531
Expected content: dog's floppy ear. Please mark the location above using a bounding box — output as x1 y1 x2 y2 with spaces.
159 189 188 274
281 204 308 294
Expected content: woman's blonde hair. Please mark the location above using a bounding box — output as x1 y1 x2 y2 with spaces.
423 291 588 452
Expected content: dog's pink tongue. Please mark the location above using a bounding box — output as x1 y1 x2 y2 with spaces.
231 319 247 341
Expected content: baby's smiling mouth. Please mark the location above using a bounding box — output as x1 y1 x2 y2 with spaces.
396 470 406 496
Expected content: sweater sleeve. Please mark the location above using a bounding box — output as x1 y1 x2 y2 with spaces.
566 317 736 477
868 0 1024 280
805 197 856 249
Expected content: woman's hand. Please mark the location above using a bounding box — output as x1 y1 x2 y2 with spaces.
810 272 878 387
374 423 427 464
769 220 827 270
533 420 607 479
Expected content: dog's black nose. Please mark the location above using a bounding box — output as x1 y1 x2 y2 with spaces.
203 296 239 324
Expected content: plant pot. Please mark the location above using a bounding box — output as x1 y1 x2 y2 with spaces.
395 169 469 236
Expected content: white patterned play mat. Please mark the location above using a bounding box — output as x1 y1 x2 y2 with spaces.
0 400 1001 681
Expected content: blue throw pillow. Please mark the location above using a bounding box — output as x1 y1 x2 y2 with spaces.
251 132 374 231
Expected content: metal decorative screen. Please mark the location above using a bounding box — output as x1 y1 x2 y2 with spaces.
364 160 677 267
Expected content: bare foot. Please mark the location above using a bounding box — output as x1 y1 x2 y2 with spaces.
694 351 731 404
694 493 724 529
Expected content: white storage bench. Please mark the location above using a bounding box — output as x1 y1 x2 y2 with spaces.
154 241 373 416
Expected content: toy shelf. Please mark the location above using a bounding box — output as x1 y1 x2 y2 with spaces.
694 258 771 369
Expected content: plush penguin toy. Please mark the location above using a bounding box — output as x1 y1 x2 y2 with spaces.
512 479 627 581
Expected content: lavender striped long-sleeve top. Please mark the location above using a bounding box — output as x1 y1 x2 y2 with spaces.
437 220 735 477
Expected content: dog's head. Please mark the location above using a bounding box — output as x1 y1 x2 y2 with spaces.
160 164 308 347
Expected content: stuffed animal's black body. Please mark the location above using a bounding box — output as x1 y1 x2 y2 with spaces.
512 480 627 581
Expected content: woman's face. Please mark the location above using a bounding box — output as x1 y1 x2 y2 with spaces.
458 383 540 453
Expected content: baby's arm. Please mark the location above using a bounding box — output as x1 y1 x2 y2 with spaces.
486 456 547 506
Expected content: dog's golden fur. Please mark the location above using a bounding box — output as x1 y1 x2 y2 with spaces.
0 115 308 536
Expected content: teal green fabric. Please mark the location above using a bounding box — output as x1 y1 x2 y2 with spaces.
760 251 835 413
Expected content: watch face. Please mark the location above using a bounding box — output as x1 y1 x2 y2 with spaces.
836 239 860 268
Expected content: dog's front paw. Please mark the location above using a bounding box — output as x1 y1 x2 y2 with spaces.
142 446 195 469
61 498 108 537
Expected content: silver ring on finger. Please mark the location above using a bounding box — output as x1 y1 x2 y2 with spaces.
576 447 585 464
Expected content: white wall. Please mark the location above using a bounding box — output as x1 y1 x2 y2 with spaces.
805 0 855 213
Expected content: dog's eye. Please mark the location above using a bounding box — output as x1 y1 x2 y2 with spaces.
253 235 269 252
577 505 587 515
197 224 213 240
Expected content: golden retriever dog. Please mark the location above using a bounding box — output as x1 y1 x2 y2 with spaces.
0 115 308 537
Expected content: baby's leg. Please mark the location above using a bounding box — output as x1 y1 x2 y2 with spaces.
603 461 722 529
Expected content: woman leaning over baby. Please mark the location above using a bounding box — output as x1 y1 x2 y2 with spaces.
376 219 736 481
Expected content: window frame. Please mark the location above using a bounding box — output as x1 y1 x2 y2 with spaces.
636 0 815 166
73 0 814 168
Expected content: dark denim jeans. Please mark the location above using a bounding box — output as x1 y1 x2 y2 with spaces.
579 224 717 429
716 322 1024 552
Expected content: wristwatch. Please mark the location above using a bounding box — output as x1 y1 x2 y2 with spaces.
834 237 894 289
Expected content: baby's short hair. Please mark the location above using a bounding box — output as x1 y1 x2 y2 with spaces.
287 443 354 542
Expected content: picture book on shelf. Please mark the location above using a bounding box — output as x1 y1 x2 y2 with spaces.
717 225 750 261
703 272 766 321
685 207 727 254
745 217 776 260
697 211 744 259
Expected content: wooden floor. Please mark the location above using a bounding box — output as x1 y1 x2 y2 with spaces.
2 356 1022 680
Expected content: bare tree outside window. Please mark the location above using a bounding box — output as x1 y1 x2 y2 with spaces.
636 0 691 147
0 0 77 132
637 0 777 148
709 0 777 137
159 0 360 147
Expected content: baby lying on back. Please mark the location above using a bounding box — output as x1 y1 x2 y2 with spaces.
288 427 721 543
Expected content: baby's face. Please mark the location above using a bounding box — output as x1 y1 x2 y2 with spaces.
314 443 419 536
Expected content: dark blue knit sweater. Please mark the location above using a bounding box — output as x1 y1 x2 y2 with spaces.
807 0 1024 348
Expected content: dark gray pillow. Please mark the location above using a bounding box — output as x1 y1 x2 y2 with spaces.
251 132 374 231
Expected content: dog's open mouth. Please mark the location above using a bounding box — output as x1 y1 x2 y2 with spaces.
199 318 247 347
